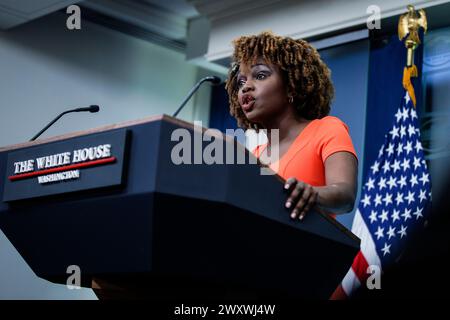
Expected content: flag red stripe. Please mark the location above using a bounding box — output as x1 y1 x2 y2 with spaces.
330 284 348 300
351 250 370 284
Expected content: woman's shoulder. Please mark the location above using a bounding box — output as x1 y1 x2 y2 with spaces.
314 116 350 132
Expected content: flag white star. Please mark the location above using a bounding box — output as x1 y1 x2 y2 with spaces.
398 175 407 189
404 92 410 104
369 210 378 224
383 192 393 206
389 126 399 139
371 161 380 174
395 109 403 123
418 189 427 203
379 209 389 223
405 191 415 204
415 140 423 153
375 226 384 240
413 206 424 220
401 108 409 121
408 124 416 137
401 208 412 221
383 161 391 174
410 174 419 187
395 192 404 206
404 141 413 155
378 145 384 158
419 172 430 185
386 143 395 156
398 225 407 238
401 158 410 171
365 177 375 191
400 125 406 138
392 209 401 222
381 242 391 256
374 193 383 207
387 226 396 239
391 160 401 173
396 142 404 156
378 177 387 190
362 194 371 207
410 108 418 119
387 176 397 189
413 156 422 170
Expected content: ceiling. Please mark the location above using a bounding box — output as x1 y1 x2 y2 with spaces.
2 0 450 71
0 0 200 51
139 0 199 19
80 0 200 51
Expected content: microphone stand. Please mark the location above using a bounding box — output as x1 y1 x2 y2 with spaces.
30 106 100 141
172 77 221 118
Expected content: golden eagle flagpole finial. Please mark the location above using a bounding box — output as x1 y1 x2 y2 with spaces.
398 5 427 107
398 5 428 67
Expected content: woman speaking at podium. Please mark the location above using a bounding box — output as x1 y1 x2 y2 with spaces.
225 32 358 220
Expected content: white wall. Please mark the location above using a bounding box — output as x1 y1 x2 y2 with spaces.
191 0 449 62
0 11 209 299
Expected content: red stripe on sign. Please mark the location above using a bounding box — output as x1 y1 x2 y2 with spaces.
8 157 116 181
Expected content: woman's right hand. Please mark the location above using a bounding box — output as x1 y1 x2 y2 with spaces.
284 177 318 221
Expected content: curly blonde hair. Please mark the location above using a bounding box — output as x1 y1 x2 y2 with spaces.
225 32 334 130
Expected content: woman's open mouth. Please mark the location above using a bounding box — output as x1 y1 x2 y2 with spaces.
241 95 255 112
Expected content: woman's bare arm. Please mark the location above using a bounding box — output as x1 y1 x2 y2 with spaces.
284 151 358 220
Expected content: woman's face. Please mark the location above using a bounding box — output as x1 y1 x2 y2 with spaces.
237 59 289 125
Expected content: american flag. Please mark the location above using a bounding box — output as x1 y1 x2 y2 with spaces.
339 89 432 297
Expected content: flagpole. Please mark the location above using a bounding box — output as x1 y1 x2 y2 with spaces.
398 5 427 107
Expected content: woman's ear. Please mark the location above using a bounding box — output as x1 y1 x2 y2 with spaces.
286 89 295 103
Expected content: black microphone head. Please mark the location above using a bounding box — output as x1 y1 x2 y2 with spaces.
210 76 222 85
89 105 100 113
204 76 222 85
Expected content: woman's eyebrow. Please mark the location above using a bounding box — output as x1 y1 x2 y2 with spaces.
236 64 269 77
251 63 269 68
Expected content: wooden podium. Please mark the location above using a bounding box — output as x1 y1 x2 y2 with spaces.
0 115 359 299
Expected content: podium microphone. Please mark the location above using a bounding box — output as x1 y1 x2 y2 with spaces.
172 76 222 118
30 105 100 141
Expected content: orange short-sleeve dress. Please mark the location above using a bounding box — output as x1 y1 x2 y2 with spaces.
253 116 358 186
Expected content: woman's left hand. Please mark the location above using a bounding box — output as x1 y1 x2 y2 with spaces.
284 177 318 221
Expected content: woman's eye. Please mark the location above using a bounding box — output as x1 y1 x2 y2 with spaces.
237 79 246 87
256 72 268 80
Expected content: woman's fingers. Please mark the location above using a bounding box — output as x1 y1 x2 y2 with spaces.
285 180 304 211
284 177 298 209
284 177 297 191
298 190 318 220
292 184 312 219
283 179 318 220
284 177 317 220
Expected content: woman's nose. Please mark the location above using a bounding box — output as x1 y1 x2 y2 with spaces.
242 81 254 93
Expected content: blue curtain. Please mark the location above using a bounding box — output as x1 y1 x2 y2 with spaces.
209 83 238 132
